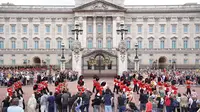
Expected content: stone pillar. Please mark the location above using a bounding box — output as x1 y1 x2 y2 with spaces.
82 17 87 48
112 17 117 48
103 17 106 48
93 17 96 48
134 58 140 71
72 41 83 76
117 41 127 76
60 59 66 71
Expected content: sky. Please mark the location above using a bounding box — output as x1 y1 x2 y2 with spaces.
0 0 199 5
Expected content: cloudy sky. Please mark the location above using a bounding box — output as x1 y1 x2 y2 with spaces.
0 0 199 5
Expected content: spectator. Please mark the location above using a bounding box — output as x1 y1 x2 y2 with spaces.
27 94 37 112
40 92 48 112
146 98 153 112
81 90 92 112
103 89 113 112
92 94 102 112
139 90 148 111
47 92 55 112
17 94 24 109
180 93 188 112
7 98 24 112
165 93 172 112
2 96 11 112
156 94 164 112
117 92 126 112
55 92 62 112
61 89 71 112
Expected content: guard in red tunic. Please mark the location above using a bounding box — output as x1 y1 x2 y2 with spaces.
133 78 138 93
171 80 178 95
186 80 193 95
92 75 99 93
55 81 61 94
164 81 170 95
7 83 13 97
17 79 24 94
113 75 120 94
14 80 19 95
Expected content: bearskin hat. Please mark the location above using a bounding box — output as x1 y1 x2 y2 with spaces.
33 84 38 90
171 80 176 85
101 81 106 87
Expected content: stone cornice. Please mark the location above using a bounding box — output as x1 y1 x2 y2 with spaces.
0 49 72 54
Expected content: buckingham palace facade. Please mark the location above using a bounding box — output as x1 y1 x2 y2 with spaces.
0 0 200 71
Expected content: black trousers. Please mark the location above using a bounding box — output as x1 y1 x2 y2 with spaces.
92 86 96 93
133 84 139 94
113 85 119 94
186 88 191 95
18 88 24 94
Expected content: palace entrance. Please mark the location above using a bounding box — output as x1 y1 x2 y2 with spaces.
82 50 117 77
33 57 41 65
158 56 167 69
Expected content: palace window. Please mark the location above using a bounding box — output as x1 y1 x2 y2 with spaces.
195 40 200 48
34 41 39 49
87 40 93 49
97 40 102 48
107 24 112 33
23 25 27 33
68 38 73 49
57 25 62 33
126 40 131 49
137 25 142 33
97 24 102 33
149 40 153 49
149 25 153 33
11 41 16 49
0 41 4 49
0 60 3 65
160 24 165 33
68 24 73 33
34 25 39 33
183 24 188 33
0 25 4 33
160 40 165 49
11 25 16 33
126 25 131 33
195 59 199 64
107 39 112 49
183 40 188 48
23 41 27 49
45 25 50 33
57 41 61 49
172 24 177 33
87 24 93 33
172 40 176 48
184 59 188 64
196 24 199 33
12 59 16 65
46 40 50 49
138 41 142 49
149 59 153 65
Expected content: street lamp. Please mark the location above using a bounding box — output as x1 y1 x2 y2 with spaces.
71 24 83 40
117 23 128 40
172 60 176 70
135 43 139 59
61 43 65 60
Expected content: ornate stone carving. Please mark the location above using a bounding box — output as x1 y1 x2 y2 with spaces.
116 41 127 62
92 2 108 10
72 40 83 55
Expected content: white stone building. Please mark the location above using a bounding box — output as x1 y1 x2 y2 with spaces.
0 0 200 75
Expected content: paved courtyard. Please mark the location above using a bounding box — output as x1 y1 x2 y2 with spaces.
0 77 200 112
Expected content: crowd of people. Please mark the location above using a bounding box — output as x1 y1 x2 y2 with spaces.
1 68 200 112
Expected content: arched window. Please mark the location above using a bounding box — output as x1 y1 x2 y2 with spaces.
68 38 74 49
183 37 189 49
159 37 166 49
171 37 177 49
87 38 93 49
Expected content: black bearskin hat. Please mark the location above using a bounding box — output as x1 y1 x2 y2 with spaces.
171 80 176 85
33 84 38 90
126 81 131 86
186 76 190 80
158 77 161 82
101 81 106 87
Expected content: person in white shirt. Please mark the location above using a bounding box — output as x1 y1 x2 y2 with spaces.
17 94 24 109
7 98 24 112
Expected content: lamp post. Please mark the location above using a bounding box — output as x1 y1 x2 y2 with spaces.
60 43 66 71
71 24 83 40
117 23 128 40
172 60 176 70
134 43 140 71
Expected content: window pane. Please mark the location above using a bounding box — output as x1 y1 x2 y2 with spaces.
183 40 188 48
0 26 4 33
11 25 16 33
12 59 16 65
68 25 73 33
46 41 50 49
149 59 153 64
126 25 131 33
87 25 93 33
87 40 93 49
57 26 62 33
149 25 153 33
195 40 199 48
98 40 102 48
138 25 142 33
183 25 188 33
195 59 199 64
23 25 27 33
196 25 199 33
34 41 39 49
107 40 112 49
0 60 4 65
184 59 188 64
57 41 61 49
172 25 176 33
160 25 165 33
11 41 16 49
126 40 131 49
0 41 4 49
69 39 73 49
149 41 153 48
97 24 102 33
172 40 176 48
160 40 165 48
46 26 50 33
138 41 142 48
34 25 39 33
23 41 27 49
107 24 112 33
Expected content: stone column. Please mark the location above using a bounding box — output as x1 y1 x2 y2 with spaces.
134 58 140 71
103 17 106 48
16 17 22 49
82 17 87 48
112 17 117 48
28 17 33 48
93 17 96 48
117 41 127 76
178 17 182 48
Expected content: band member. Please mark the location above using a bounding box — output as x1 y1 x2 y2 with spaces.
14 79 20 95
164 81 170 95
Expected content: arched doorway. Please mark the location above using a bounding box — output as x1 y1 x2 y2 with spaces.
33 57 41 65
158 56 167 69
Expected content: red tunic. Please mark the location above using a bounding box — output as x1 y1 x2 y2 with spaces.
37 84 43 93
42 81 48 88
186 80 192 88
98 86 104 96
125 86 131 92
14 82 19 90
96 82 100 91
93 80 97 86
157 82 163 87
171 85 178 95
7 87 13 97
164 83 170 92
133 79 138 85
17 81 22 88
114 78 118 85
55 87 61 93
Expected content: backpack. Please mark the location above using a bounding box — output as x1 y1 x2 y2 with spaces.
191 100 197 109
165 96 171 106
172 99 179 107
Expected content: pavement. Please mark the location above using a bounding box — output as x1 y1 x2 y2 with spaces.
0 77 200 112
